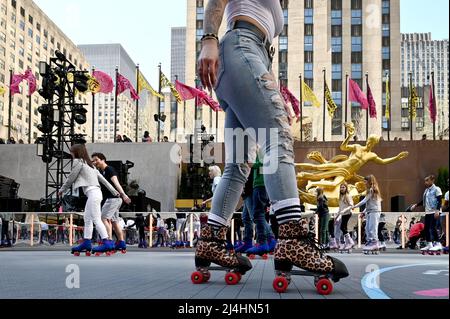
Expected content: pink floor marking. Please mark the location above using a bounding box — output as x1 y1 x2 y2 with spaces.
414 288 449 297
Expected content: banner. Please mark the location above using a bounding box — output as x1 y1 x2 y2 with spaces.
161 72 182 103
0 86 6 96
280 86 300 117
138 72 164 99
117 73 139 100
385 75 390 120
92 70 114 94
175 80 221 111
429 83 437 124
302 81 321 108
366 80 377 119
348 78 369 110
325 81 338 118
87 74 101 94
409 84 419 120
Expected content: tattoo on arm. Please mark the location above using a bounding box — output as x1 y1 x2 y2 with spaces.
204 0 228 34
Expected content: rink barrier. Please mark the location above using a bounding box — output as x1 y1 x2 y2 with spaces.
0 211 447 249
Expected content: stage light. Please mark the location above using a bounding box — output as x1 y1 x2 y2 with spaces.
37 104 55 134
74 72 89 93
72 104 87 125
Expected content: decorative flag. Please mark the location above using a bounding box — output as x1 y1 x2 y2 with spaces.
302 81 321 108
324 81 338 118
280 86 300 118
87 74 101 94
348 78 369 110
92 70 114 94
117 73 139 100
366 79 377 119
138 72 164 99
161 72 182 103
9 73 25 95
385 75 390 120
0 86 6 96
409 84 419 120
23 68 37 95
175 80 221 111
429 83 437 124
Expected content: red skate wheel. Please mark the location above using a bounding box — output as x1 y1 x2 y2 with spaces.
262 254 269 260
85 252 91 257
121 250 127 254
248 255 256 260
95 252 101 257
203 272 211 283
316 279 333 295
236 273 242 282
273 277 289 293
74 252 80 257
225 272 240 285
191 272 204 284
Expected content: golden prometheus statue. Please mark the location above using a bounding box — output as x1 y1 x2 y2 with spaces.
297 123 409 208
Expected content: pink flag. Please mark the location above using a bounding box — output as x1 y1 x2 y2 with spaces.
175 80 221 112
280 86 300 117
92 70 114 94
9 73 24 95
117 73 139 100
366 80 377 119
348 79 369 110
24 68 37 95
429 85 437 123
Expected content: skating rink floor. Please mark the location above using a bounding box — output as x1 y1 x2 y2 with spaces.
0 250 448 299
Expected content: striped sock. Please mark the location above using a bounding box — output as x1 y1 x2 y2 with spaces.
207 214 228 229
273 198 302 225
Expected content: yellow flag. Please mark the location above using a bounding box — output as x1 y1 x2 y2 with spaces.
410 85 419 120
0 86 6 96
302 81 321 108
160 72 182 103
87 74 101 94
385 75 390 120
325 82 338 118
138 73 164 99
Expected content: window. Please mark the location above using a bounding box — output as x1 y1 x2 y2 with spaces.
28 28 33 37
20 7 25 17
19 20 25 30
28 15 33 24
36 23 41 31
11 0 17 8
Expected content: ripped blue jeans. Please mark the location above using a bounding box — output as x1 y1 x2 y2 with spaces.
208 28 299 227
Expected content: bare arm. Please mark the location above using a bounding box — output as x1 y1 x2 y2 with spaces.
373 152 408 165
111 176 131 204
97 171 119 197
340 134 356 152
198 0 228 91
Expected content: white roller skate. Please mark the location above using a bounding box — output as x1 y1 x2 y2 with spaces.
420 242 434 255
339 234 354 254
428 243 443 256
363 241 380 255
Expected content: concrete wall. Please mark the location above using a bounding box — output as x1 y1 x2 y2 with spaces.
0 143 181 212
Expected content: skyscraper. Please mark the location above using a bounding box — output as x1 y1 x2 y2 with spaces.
171 27 186 141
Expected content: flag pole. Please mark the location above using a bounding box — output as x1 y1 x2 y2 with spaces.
158 63 162 142
409 72 413 141
299 73 303 142
114 66 119 143
8 68 13 141
386 71 391 141
431 71 436 140
194 76 199 133
175 75 179 143
365 72 369 141
323 68 326 142
28 78 32 144
135 64 140 143
91 66 95 144
345 72 349 136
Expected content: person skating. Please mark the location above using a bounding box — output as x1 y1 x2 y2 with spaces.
59 144 119 256
333 183 354 252
193 0 348 289
234 169 254 253
352 175 383 254
92 153 132 253
411 175 443 254
315 188 330 249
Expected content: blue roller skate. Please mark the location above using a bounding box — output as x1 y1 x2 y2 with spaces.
115 240 127 254
235 240 253 254
92 239 114 256
71 239 92 257
268 237 278 255
246 243 270 260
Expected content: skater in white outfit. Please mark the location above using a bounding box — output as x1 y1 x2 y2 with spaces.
411 175 443 254
59 144 119 255
333 183 354 251
352 175 382 253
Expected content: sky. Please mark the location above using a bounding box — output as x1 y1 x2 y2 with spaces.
34 0 449 86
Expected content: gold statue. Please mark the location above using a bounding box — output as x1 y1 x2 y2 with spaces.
297 123 409 207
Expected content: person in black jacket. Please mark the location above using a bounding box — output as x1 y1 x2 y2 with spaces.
316 188 330 247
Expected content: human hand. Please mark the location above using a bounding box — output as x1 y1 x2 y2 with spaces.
122 194 131 205
198 40 219 92
397 152 409 160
